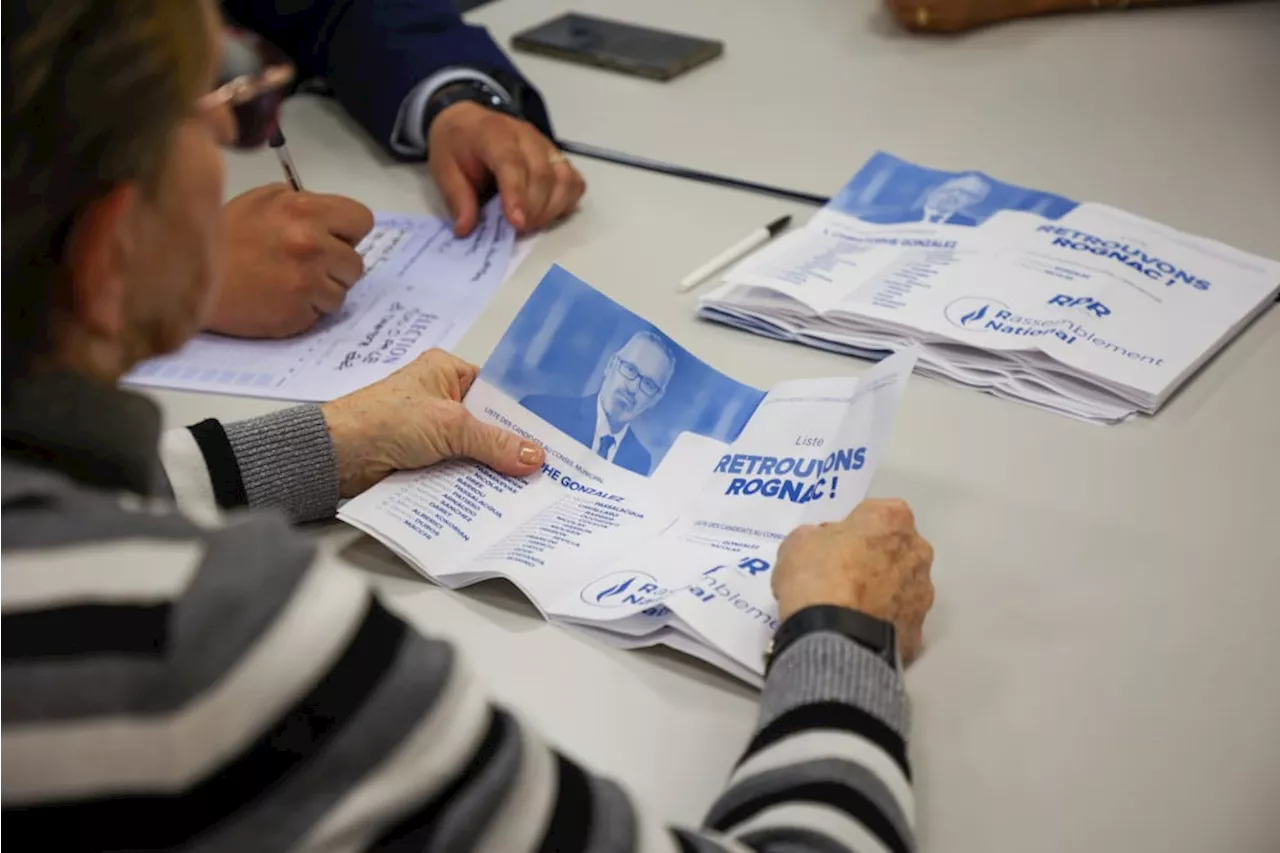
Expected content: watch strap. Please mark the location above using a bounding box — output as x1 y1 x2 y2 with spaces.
765 605 898 674
422 79 521 144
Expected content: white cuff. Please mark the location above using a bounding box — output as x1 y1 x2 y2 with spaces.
390 67 513 157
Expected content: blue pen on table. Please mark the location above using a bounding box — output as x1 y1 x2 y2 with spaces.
269 128 304 191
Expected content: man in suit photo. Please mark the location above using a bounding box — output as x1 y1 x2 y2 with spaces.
520 331 676 476
920 173 991 225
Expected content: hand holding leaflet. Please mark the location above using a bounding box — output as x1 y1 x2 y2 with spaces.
341 265 766 599
340 265 919 683
770 497 934 663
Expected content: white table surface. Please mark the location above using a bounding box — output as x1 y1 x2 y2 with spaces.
155 1 1280 850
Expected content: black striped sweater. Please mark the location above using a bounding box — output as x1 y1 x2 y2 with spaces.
1 373 916 852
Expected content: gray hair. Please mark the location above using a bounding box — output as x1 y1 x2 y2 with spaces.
621 329 676 376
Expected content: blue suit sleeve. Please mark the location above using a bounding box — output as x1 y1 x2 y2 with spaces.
221 0 553 157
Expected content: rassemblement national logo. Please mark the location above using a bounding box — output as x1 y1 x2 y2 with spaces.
944 297 1008 331
579 571 665 608
941 294 1165 367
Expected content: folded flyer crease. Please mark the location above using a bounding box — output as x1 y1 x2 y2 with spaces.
339 265 919 684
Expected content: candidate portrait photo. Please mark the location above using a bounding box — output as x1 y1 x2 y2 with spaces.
482 266 764 477
829 151 1078 227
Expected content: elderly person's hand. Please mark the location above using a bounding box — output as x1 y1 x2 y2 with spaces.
428 102 586 237
319 349 545 497
773 498 936 663
886 0 1167 32
886 0 1023 31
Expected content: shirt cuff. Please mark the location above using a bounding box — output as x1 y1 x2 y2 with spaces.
390 67 513 157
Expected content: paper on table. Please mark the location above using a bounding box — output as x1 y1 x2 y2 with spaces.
339 265 919 683
700 152 1280 424
125 198 527 402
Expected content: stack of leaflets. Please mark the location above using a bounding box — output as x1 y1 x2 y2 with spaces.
698 152 1280 423
340 265 918 684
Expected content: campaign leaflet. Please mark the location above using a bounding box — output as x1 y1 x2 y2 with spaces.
576 355 917 678
338 265 918 683
700 152 1280 423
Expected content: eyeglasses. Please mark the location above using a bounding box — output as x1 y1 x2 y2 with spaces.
196 29 295 149
615 358 664 397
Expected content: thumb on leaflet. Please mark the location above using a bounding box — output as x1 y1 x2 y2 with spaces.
434 154 479 237
453 412 545 477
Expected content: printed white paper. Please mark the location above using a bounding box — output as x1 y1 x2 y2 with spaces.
125 198 521 402
700 152 1280 423
340 266 919 684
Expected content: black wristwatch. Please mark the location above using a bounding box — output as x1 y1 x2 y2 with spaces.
764 605 899 674
422 79 521 141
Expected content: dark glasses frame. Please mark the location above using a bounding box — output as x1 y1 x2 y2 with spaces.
37 29 296 275
197 29 295 149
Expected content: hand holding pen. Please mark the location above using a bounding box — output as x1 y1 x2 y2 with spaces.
270 128 304 191
208 128 375 338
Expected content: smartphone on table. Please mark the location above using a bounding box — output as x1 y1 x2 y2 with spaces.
511 13 724 81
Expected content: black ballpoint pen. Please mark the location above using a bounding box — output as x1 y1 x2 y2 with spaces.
269 128 304 191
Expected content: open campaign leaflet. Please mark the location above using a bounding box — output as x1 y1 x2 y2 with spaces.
340 265 918 685
699 152 1280 423
126 198 531 402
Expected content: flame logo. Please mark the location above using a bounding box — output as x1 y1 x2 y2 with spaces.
581 571 661 608
595 576 634 602
945 297 1008 332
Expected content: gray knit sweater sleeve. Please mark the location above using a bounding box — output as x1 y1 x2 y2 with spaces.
223 405 340 523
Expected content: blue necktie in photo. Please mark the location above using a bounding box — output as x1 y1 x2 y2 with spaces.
597 435 616 459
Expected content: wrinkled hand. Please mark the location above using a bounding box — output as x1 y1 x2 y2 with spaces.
209 184 374 338
886 0 1116 32
319 349 546 497
428 102 586 236
773 499 935 663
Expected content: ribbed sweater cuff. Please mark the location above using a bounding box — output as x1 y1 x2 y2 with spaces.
759 630 911 738
223 405 340 523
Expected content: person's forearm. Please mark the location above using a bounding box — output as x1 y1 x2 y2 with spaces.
698 630 915 850
153 432 921 848
160 405 340 523
888 0 1232 32
221 0 552 153
291 622 916 852
5 505 913 852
